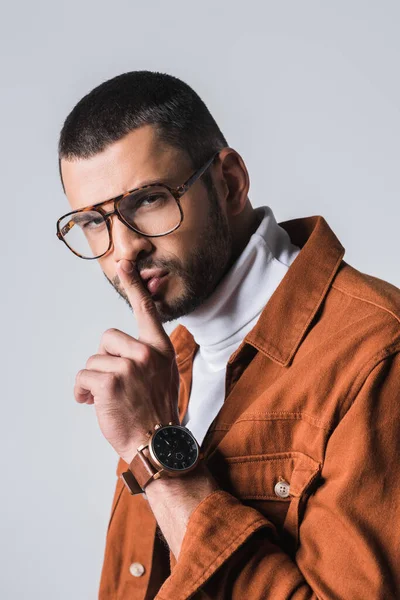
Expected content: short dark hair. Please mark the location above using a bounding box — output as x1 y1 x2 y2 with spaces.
58 70 228 193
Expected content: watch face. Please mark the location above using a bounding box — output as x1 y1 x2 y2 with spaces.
151 426 199 471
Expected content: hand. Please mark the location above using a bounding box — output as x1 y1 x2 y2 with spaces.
74 259 180 465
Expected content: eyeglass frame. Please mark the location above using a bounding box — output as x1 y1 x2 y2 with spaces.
56 150 221 260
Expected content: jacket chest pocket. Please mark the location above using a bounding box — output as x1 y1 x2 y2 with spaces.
208 451 321 556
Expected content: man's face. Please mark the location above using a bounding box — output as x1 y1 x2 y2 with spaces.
60 125 233 323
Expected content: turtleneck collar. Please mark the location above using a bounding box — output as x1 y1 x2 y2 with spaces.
178 205 300 369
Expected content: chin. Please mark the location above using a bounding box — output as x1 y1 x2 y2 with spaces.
155 307 179 324
153 294 188 324
150 276 192 323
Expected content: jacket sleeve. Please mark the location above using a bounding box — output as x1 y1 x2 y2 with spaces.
155 349 400 600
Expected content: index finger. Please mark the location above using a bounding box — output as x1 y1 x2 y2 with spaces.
116 259 172 355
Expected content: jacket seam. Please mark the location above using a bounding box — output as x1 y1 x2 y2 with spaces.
334 341 400 418
331 282 400 325
106 479 124 534
223 452 318 466
213 412 333 432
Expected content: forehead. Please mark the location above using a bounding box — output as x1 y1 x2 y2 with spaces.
60 125 190 211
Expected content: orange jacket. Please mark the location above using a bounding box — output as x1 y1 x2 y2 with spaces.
99 215 400 599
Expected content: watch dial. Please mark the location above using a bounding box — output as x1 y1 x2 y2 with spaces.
151 426 199 470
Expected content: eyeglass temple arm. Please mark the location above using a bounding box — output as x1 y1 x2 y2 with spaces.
59 220 74 237
176 152 219 196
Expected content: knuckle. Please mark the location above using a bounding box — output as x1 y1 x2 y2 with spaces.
106 327 118 334
138 345 151 364
103 328 117 339
101 372 117 390
85 355 95 369
121 357 134 376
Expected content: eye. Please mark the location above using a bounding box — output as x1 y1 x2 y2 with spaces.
134 192 167 209
70 211 105 230
82 216 104 229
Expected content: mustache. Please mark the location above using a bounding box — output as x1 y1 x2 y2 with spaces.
113 259 181 287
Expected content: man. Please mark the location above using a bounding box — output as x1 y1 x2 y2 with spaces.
56 70 400 599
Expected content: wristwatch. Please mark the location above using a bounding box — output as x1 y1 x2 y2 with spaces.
120 422 203 495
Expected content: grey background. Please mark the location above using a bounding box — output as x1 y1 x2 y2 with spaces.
2 1 399 598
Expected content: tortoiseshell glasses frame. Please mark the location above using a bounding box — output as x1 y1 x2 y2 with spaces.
56 150 221 260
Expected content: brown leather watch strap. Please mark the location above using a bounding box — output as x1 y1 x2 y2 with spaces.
120 446 158 495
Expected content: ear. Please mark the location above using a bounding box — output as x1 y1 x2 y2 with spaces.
216 148 250 217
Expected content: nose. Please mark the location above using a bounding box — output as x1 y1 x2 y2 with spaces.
106 212 153 264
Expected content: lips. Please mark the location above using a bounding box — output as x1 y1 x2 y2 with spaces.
139 268 169 282
139 269 170 295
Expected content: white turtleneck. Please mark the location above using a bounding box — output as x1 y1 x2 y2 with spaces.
178 205 301 446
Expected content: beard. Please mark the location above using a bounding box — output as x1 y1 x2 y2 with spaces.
104 183 234 323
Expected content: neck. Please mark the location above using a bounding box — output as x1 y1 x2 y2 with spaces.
179 206 301 358
226 203 263 273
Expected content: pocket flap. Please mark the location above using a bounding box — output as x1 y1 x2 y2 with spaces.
208 451 321 501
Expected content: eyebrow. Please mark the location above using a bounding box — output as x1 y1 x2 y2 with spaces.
80 173 181 211
70 212 98 223
131 175 175 189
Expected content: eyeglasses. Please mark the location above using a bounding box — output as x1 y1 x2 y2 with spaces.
56 150 220 260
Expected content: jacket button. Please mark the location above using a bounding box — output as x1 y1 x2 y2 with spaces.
274 480 290 498
129 562 145 577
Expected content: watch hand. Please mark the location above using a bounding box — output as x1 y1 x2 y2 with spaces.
166 441 179 458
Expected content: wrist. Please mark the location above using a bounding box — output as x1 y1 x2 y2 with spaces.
123 418 181 465
121 434 152 466
144 460 219 498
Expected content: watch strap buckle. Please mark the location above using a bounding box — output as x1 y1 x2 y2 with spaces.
120 445 163 495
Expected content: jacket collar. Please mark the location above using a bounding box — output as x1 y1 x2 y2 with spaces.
170 215 345 368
